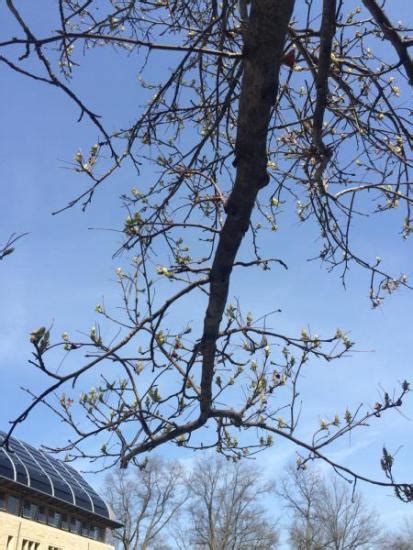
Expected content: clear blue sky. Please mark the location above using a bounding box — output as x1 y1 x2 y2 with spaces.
1 1 413 544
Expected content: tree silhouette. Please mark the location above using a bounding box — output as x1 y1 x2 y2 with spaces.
1 0 413 498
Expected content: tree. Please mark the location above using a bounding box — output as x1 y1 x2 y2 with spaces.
104 455 278 549
379 518 413 550
175 456 278 550
277 465 381 549
104 457 186 550
1 0 413 497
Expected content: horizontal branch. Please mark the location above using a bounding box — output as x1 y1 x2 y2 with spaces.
0 32 242 59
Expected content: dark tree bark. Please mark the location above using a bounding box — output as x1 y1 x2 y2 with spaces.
200 0 295 418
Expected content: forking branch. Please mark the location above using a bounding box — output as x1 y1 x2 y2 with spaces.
1 0 413 500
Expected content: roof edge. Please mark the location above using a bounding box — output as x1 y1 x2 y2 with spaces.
0 476 123 529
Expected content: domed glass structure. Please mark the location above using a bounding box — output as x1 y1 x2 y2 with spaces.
0 431 121 546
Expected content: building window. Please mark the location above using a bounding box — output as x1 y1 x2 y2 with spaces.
70 516 81 534
61 513 69 530
47 509 62 528
22 500 32 518
37 504 46 523
48 547 62 550
21 540 40 550
82 521 90 536
97 526 106 542
91 525 106 541
7 494 20 515
6 536 13 550
22 500 38 520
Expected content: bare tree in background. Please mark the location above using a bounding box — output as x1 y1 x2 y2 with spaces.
379 518 413 550
2 0 413 498
176 456 278 550
104 457 186 550
277 464 381 549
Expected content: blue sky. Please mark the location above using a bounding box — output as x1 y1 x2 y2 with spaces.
1 0 413 544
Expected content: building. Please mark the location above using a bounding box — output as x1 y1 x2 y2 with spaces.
0 431 122 550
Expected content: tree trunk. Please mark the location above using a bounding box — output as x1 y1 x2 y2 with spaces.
200 0 296 416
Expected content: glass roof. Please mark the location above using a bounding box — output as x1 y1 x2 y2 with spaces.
0 431 114 524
